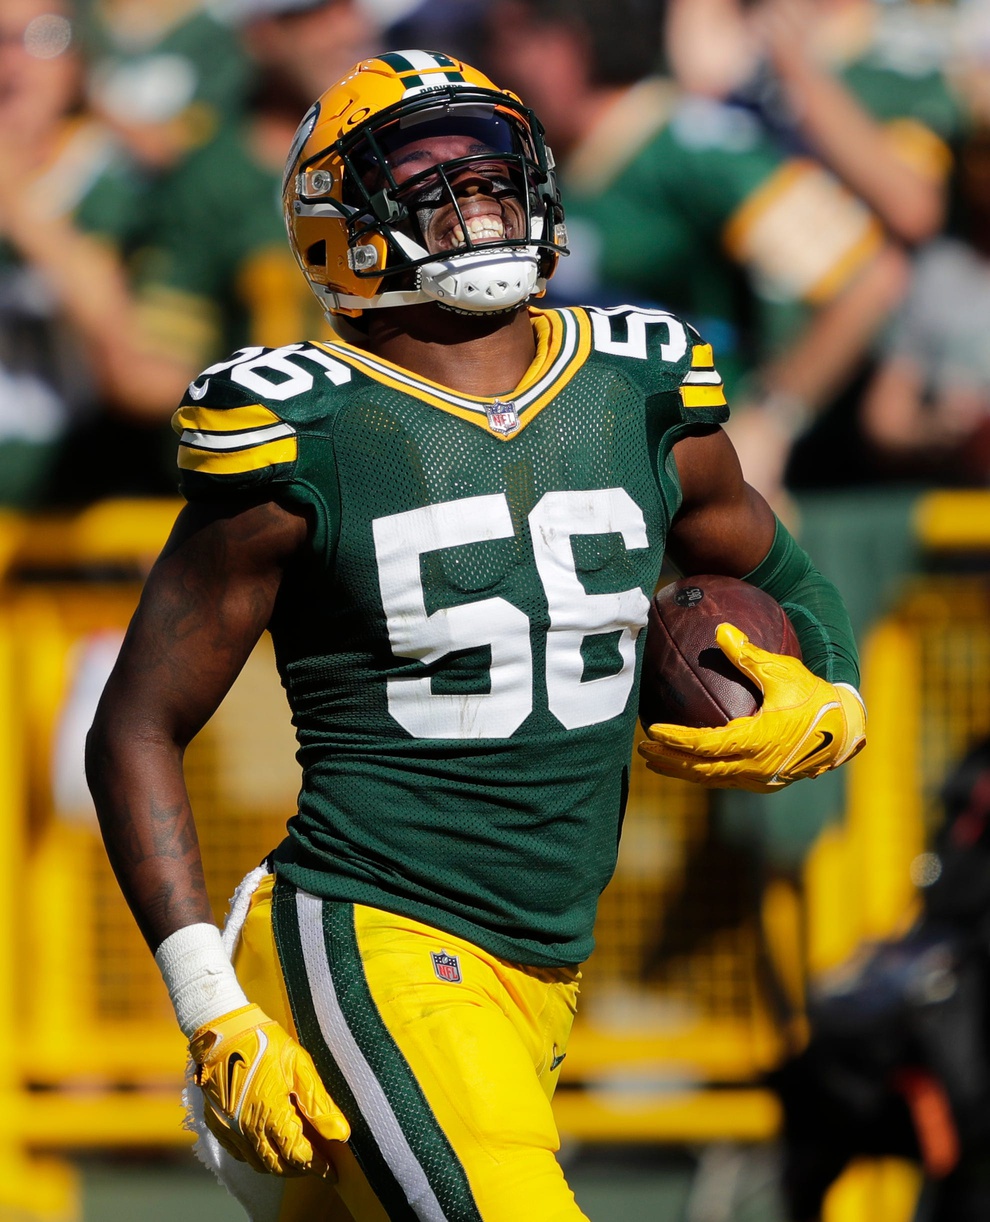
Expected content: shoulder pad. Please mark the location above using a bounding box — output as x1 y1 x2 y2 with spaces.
585 307 728 423
177 342 354 412
172 342 354 486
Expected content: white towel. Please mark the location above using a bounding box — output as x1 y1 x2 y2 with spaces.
182 865 287 1222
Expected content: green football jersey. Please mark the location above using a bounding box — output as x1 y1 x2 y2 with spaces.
174 306 728 967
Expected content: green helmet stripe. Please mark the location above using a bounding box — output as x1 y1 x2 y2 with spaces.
376 51 424 85
428 52 465 81
377 50 466 87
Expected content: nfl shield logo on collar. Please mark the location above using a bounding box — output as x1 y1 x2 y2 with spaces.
485 398 520 435
431 950 462 983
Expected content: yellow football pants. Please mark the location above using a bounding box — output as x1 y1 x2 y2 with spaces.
229 874 588 1221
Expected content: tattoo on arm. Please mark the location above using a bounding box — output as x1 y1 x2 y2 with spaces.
101 792 212 949
148 796 198 860
87 498 307 953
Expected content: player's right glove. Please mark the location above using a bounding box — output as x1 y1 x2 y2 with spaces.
638 622 866 792
190 1002 350 1176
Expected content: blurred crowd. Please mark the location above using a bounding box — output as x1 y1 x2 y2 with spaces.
2 0 990 513
7 5 990 1218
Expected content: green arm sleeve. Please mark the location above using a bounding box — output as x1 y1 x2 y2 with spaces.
744 517 861 689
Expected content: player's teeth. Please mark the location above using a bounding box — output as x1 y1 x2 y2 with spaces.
467 216 504 242
451 217 506 248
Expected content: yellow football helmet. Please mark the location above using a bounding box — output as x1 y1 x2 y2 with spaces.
283 50 568 317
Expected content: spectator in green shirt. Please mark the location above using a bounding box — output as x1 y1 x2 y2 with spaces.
1 0 378 503
131 0 377 379
485 0 909 516
0 0 154 506
665 0 969 493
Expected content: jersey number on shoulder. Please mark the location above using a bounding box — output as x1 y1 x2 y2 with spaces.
589 306 688 363
373 490 650 739
189 343 351 401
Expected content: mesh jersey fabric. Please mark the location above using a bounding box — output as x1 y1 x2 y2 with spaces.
173 305 728 967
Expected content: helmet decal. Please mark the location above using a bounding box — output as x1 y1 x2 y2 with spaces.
376 50 470 93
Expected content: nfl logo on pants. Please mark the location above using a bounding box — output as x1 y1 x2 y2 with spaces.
431 950 462 983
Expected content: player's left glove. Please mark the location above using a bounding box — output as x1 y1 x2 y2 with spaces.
638 622 866 793
190 1003 350 1176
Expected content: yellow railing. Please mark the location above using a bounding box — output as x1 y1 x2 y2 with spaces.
0 490 986 1219
913 488 990 550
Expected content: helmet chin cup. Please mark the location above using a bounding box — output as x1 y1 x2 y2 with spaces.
419 248 541 313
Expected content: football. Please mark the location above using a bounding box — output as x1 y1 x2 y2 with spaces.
639 574 802 730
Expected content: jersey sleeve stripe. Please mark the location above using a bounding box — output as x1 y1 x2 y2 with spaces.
681 339 726 406
172 404 283 434
680 384 727 409
179 422 296 452
177 435 298 474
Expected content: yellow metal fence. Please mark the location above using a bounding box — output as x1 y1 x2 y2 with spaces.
1 491 988 1219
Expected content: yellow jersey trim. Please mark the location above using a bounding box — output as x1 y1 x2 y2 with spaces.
680 342 725 409
172 403 282 434
174 403 298 476
313 307 593 440
177 436 298 474
680 384 727 409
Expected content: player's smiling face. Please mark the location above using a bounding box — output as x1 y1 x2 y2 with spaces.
385 133 527 256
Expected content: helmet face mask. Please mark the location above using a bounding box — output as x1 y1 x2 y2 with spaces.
284 53 568 317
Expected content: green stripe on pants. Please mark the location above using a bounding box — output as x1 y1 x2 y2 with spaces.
272 880 483 1221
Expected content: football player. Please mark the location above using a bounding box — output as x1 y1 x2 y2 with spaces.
86 51 866 1221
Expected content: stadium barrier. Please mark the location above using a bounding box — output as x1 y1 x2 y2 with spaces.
0 490 987 1220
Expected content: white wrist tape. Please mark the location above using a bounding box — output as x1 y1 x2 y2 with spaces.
154 923 250 1038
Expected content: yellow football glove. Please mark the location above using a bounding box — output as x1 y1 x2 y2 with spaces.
638 622 866 793
190 1002 350 1177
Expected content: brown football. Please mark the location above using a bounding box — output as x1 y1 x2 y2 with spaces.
639 574 802 730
